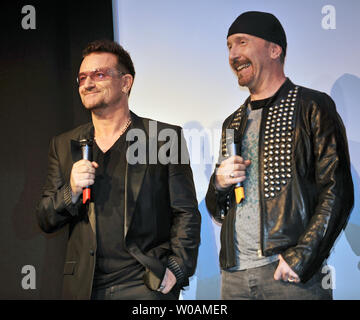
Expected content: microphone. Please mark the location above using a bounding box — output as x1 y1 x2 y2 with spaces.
230 111 248 204
230 142 245 204
79 138 93 204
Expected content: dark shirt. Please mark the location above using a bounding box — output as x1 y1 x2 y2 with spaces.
248 78 288 110
92 128 143 290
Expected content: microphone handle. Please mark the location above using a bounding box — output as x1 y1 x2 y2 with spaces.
80 141 92 204
230 142 245 204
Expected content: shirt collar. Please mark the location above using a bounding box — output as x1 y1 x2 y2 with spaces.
247 78 292 110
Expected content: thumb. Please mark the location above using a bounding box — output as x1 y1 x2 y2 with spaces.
244 159 251 166
92 161 99 168
273 263 281 280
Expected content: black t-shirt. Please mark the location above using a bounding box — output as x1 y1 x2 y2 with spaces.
248 78 288 110
92 128 143 290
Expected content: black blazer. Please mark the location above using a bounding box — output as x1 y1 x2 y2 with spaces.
36 112 201 299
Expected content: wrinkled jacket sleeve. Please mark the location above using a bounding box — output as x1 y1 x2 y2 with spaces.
282 93 354 280
166 127 201 286
36 136 80 233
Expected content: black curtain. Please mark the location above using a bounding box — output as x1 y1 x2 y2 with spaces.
0 0 114 299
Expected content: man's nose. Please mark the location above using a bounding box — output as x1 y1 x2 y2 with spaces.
83 76 96 89
229 46 240 63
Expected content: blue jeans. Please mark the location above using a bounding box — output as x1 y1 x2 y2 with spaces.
221 261 332 300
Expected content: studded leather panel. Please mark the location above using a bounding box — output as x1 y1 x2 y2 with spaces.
262 86 298 199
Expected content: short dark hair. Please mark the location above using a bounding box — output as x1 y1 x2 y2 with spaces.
82 39 135 79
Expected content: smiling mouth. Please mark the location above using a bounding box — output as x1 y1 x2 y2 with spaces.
236 63 251 71
84 91 100 96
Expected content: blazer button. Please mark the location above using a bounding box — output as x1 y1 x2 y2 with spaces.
89 250 95 256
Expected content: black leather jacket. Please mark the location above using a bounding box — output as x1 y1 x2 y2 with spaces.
206 79 354 282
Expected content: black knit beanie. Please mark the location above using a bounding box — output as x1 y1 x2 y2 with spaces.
227 11 287 56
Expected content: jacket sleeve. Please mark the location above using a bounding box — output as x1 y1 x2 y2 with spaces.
205 121 234 224
205 173 234 224
166 127 201 286
282 93 354 280
36 136 80 233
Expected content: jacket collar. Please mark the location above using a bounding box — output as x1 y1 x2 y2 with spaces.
248 78 294 110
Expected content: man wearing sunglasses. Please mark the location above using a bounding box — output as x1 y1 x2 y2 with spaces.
36 39 201 300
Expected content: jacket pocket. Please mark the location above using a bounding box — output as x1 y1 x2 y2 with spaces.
63 261 77 275
143 268 162 291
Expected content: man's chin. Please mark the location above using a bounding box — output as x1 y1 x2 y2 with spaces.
237 75 255 89
238 78 250 88
83 103 107 112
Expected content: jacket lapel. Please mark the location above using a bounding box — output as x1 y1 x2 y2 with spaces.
124 112 149 237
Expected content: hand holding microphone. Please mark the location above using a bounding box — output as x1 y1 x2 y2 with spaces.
215 156 251 194
70 139 98 204
215 108 249 204
70 160 98 204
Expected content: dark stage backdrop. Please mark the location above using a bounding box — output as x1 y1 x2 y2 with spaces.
0 0 114 299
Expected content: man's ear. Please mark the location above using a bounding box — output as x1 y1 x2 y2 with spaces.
270 43 282 60
122 74 134 95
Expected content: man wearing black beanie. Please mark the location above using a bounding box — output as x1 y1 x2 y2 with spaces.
206 11 353 299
